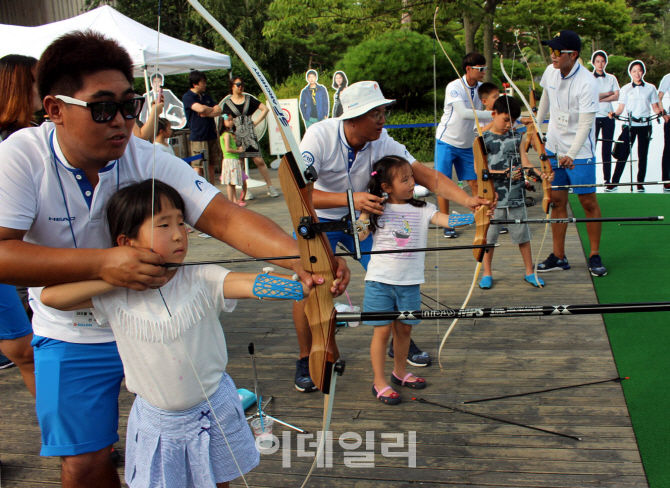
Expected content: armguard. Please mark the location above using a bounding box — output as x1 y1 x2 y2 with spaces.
253 272 305 300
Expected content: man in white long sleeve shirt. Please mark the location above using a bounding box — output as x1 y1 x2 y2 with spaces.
535 30 607 277
435 52 493 238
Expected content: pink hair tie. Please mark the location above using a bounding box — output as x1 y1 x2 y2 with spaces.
371 171 377 176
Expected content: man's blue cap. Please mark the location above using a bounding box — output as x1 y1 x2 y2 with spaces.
541 30 581 53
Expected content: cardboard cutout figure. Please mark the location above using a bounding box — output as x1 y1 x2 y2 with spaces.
331 70 349 118
140 72 187 129
299 69 329 129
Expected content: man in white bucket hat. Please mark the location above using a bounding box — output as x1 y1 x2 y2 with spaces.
291 81 496 392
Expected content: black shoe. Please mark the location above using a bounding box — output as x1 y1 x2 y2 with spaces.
110 446 122 465
295 357 317 392
0 354 14 370
636 185 645 192
388 339 432 367
443 227 457 238
537 253 570 272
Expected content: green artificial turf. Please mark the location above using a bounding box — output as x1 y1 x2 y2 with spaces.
569 193 670 487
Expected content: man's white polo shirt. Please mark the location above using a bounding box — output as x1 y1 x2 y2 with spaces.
0 123 219 343
435 76 484 148
617 81 660 127
540 62 599 160
300 119 415 221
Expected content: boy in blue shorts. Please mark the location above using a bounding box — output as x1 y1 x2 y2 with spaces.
435 52 493 238
479 97 553 289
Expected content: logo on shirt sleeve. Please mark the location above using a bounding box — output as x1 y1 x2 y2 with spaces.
301 151 315 166
450 90 458 98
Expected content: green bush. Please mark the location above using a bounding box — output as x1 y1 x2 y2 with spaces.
337 30 461 111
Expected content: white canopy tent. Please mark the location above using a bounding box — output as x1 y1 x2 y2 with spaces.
0 5 231 78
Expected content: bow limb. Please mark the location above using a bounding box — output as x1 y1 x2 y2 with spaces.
186 2 341 484
434 8 493 367
500 56 554 286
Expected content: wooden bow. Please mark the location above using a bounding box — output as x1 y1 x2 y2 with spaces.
434 8 494 367
186 2 341 485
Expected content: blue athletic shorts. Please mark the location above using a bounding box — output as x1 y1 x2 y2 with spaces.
0 284 32 340
294 220 374 271
434 140 477 181
32 336 125 456
363 281 421 326
548 151 596 195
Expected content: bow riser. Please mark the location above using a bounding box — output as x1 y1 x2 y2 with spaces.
473 136 493 262
277 160 339 393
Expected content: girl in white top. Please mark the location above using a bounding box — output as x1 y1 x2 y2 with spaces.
41 179 309 488
153 117 175 156
358 156 456 405
609 60 663 190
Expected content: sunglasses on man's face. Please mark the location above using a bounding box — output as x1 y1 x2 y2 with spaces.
548 48 575 58
55 95 145 123
234 82 244 87
470 66 487 72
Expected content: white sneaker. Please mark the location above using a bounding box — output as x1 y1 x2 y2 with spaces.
267 185 280 197
246 190 254 200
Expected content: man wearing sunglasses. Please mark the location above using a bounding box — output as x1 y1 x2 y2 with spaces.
0 31 350 487
435 52 494 239
535 30 607 277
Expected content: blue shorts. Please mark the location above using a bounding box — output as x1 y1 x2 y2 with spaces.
363 281 421 326
32 336 125 456
435 140 476 181
0 284 32 340
548 151 596 195
294 220 374 270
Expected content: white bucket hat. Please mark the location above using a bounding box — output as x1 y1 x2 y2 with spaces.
339 81 395 120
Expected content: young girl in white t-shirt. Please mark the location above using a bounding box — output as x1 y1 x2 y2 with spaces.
154 117 175 156
358 156 457 405
41 179 309 487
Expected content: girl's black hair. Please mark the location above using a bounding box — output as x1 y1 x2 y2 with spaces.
367 155 425 233
107 179 186 246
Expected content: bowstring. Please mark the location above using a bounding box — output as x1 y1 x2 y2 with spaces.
150 2 249 485
433 8 486 369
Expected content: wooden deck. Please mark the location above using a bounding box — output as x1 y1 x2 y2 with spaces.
0 164 647 487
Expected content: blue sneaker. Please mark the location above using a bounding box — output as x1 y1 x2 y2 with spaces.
588 254 607 277
537 253 570 272
479 276 493 289
443 227 458 238
295 357 317 392
388 339 432 367
524 274 545 287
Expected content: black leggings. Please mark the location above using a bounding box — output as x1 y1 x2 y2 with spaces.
612 125 652 183
595 117 615 181
662 121 670 182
